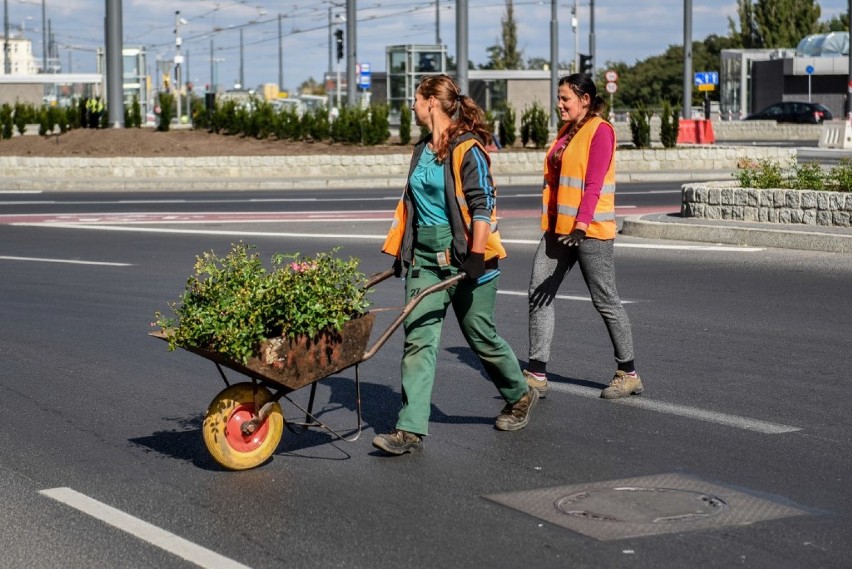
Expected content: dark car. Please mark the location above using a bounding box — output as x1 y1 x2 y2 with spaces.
745 101 832 124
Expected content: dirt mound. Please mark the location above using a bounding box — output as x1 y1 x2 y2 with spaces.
0 128 411 158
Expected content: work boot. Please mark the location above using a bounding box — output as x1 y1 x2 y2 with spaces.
600 370 644 399
372 429 423 455
495 387 539 431
523 369 548 398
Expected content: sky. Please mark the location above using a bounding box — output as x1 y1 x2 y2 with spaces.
7 0 850 93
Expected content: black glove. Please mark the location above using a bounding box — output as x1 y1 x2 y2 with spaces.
557 228 586 247
392 258 403 278
459 252 485 281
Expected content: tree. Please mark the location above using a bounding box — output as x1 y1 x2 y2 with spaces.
606 34 737 110
822 11 849 32
299 77 326 96
729 0 821 48
483 0 524 70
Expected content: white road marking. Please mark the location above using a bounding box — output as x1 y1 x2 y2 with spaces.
498 289 635 304
39 487 251 569
0 255 132 266
547 383 801 434
502 238 764 252
15 223 766 252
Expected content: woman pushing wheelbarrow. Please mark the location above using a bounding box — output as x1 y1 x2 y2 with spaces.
373 74 538 456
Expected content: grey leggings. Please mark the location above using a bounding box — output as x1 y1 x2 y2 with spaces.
528 232 634 366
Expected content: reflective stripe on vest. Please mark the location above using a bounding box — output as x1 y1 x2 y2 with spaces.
451 139 506 261
541 117 617 240
383 139 506 260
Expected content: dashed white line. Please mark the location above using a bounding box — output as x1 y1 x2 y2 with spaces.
39 487 251 569
0 255 132 266
547 383 801 434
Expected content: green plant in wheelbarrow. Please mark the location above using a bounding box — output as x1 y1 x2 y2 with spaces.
153 242 371 365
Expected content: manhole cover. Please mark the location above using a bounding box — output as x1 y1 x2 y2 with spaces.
484 473 810 541
554 487 727 523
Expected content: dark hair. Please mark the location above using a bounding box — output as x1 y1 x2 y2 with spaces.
552 73 607 154
558 73 606 116
417 74 492 160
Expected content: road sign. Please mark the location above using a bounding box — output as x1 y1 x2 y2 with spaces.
605 81 618 94
605 69 618 82
697 84 715 92
805 65 815 75
358 62 371 90
694 71 719 86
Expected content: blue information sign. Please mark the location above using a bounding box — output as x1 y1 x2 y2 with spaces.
359 62 371 90
694 71 719 86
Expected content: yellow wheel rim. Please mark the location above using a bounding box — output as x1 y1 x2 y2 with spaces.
202 383 284 470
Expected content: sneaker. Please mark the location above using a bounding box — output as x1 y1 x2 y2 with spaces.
523 369 548 397
495 387 539 431
372 429 423 455
600 370 644 399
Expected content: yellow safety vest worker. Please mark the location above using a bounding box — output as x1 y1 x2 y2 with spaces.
541 116 617 240
383 137 506 262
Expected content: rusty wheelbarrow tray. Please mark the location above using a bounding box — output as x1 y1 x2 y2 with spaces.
150 268 464 470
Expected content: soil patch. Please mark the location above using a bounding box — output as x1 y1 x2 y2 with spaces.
0 128 413 158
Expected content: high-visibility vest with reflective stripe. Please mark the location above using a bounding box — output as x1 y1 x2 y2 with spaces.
541 117 617 240
382 138 506 261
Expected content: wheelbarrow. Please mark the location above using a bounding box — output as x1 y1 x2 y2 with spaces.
150 268 467 470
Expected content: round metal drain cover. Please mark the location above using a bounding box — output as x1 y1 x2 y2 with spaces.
554 487 727 523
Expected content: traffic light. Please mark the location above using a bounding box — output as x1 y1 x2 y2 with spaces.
163 75 170 90
335 29 344 62
579 53 593 76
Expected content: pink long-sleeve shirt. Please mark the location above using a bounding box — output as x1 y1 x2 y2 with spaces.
547 124 614 226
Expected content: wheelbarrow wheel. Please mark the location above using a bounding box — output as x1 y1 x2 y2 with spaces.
203 382 284 470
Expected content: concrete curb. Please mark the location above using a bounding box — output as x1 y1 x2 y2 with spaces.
621 214 852 253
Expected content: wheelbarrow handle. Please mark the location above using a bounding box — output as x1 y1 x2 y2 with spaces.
361 272 465 362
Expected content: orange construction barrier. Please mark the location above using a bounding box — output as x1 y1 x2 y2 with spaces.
677 119 715 144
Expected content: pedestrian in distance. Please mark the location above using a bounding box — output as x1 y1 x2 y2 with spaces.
373 74 538 456
524 73 644 400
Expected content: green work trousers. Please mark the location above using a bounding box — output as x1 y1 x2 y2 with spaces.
396 225 527 436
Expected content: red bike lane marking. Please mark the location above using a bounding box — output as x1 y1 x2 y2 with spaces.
1 206 678 226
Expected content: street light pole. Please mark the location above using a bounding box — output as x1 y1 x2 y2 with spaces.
40 0 45 72
683 0 692 119
550 0 558 128
4 0 10 74
174 10 183 121
278 13 283 91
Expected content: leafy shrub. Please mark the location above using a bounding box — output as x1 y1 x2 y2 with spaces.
735 157 851 192
498 101 517 148
13 102 31 135
521 101 549 149
156 92 175 132
399 105 412 145
0 104 13 139
364 104 390 145
659 100 679 149
154 243 370 364
629 104 651 148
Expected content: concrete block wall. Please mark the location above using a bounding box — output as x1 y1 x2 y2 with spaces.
611 119 822 144
0 145 798 191
682 182 852 227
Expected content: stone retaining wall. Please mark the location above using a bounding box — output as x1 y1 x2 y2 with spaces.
682 181 852 227
612 119 822 143
0 145 796 181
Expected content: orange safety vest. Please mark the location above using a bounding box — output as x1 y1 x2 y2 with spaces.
382 138 506 261
541 116 617 240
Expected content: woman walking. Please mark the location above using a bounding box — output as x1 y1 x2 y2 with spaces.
374 74 537 456
525 73 643 400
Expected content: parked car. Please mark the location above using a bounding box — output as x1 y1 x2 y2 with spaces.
744 101 832 124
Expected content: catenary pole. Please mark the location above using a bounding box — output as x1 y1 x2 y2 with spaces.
550 0 558 127
105 0 123 127
683 0 692 119
456 0 468 95
346 0 356 106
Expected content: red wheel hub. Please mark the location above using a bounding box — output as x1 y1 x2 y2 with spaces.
224 403 270 452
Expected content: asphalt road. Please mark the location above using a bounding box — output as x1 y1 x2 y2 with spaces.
1 182 850 568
